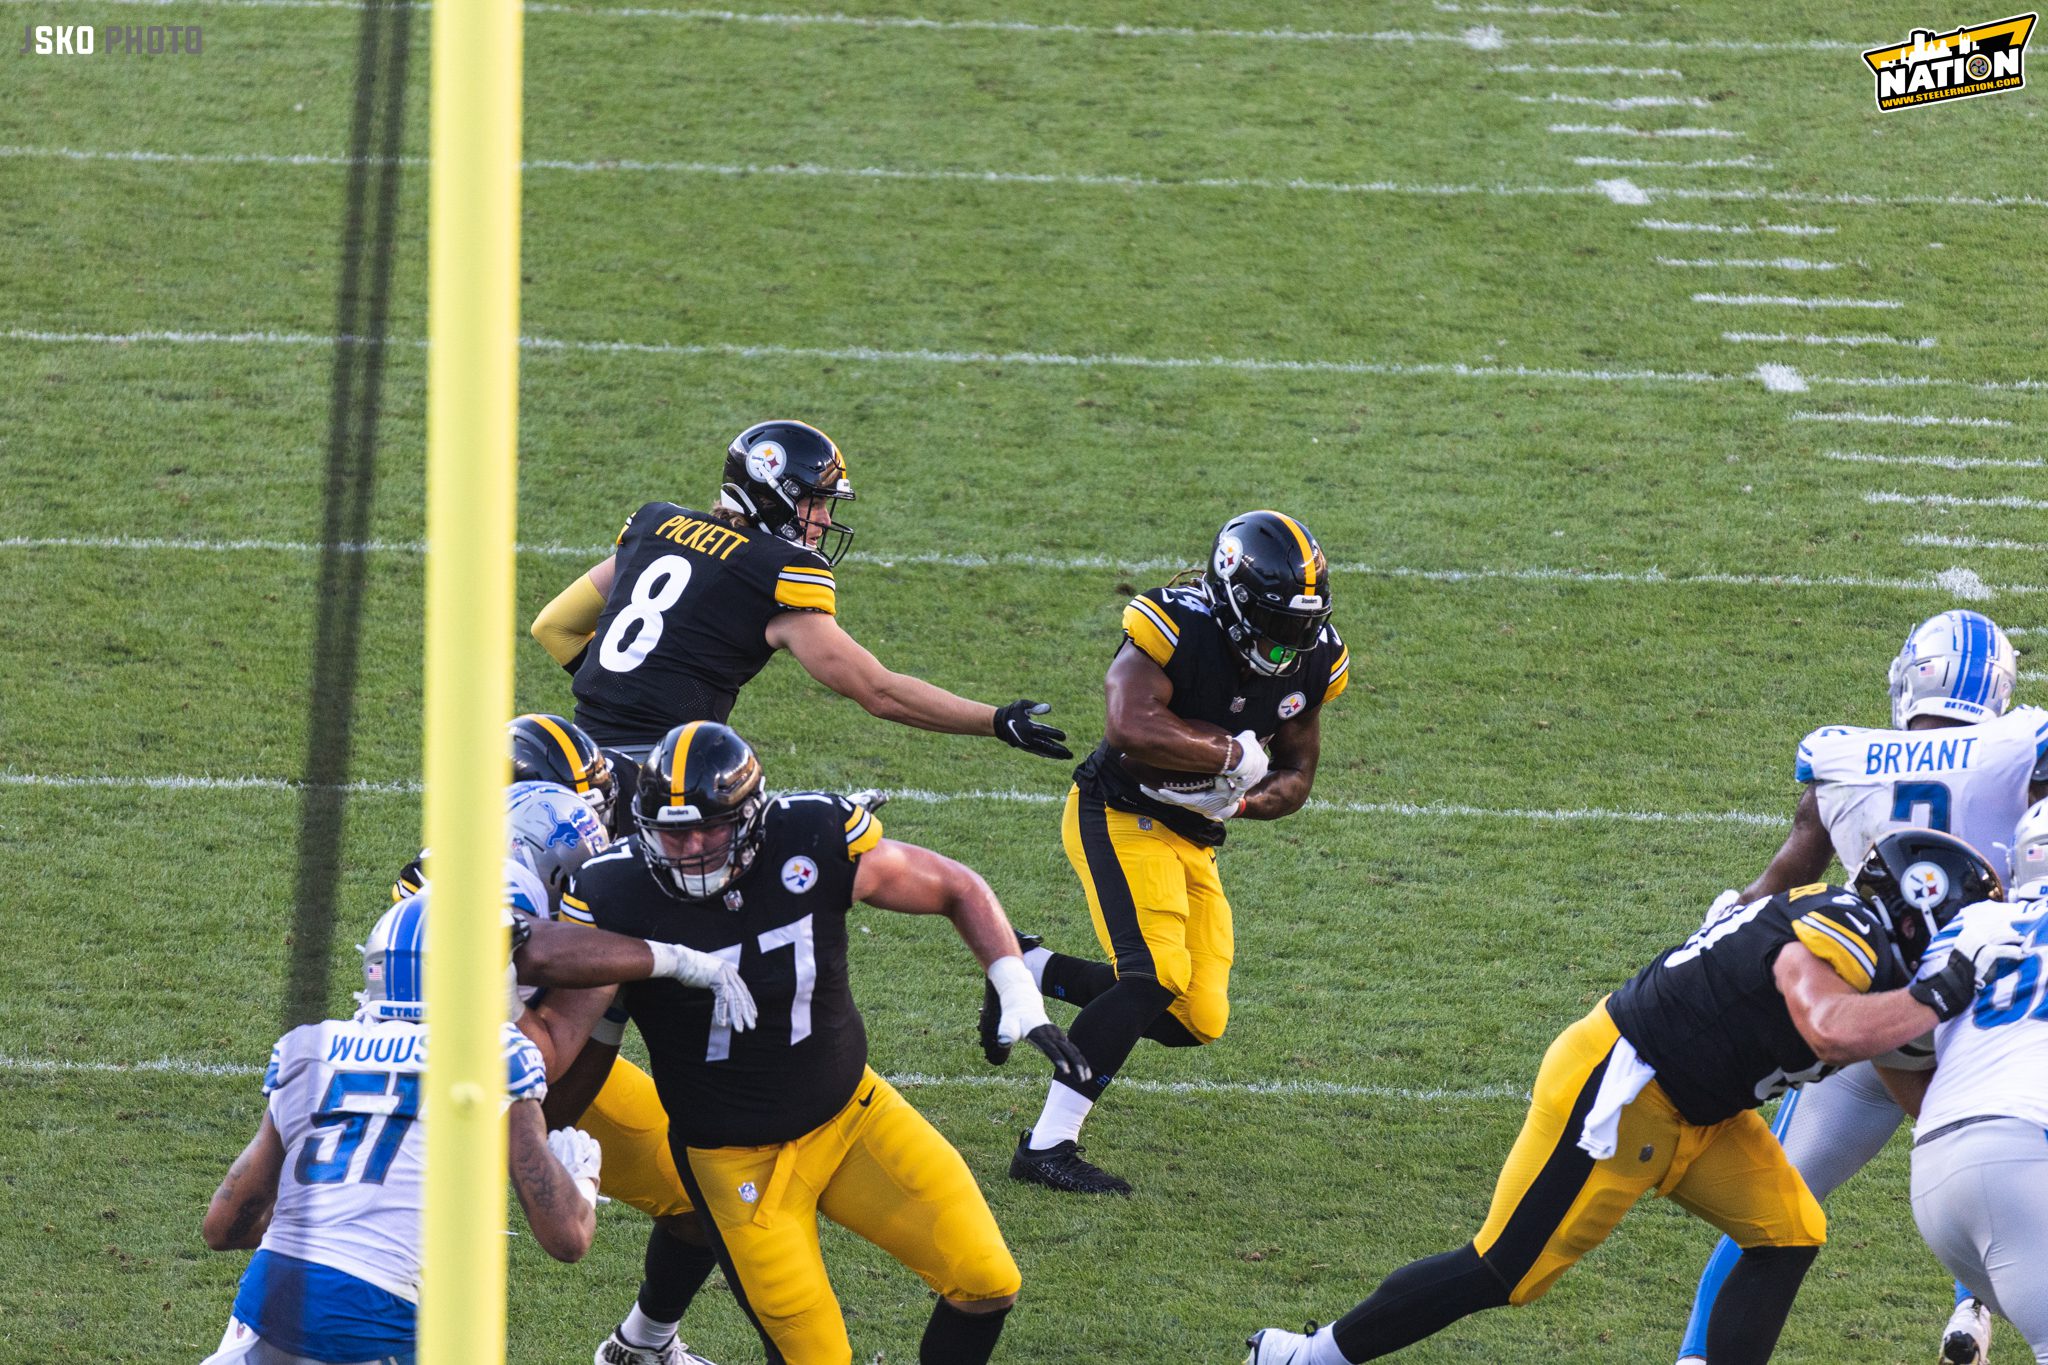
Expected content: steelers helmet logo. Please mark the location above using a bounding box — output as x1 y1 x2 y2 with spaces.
781 855 819 894
746 440 788 483
1278 691 1307 720
1902 860 1951 911
1213 533 1245 579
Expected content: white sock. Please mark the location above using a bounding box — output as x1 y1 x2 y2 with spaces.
1021 945 1052 989
1309 1324 1352 1365
1026 1084 1094 1149
620 1305 680 1350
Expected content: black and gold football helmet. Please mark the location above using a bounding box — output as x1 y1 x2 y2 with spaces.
509 713 620 833
1854 827 2004 971
721 419 856 565
632 722 767 901
1203 510 1333 677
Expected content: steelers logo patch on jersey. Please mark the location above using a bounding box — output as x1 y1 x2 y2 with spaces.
746 442 788 482
781 855 820 894
1903 860 1951 910
1279 691 1307 720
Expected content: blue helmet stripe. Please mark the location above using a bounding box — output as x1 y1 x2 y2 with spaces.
387 897 428 1005
1959 611 1993 707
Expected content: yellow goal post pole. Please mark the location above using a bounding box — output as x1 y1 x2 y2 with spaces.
420 0 523 1359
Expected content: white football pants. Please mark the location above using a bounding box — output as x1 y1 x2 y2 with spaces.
1912 1118 2048 1363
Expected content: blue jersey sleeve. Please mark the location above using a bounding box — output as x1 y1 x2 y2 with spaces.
502 1024 549 1104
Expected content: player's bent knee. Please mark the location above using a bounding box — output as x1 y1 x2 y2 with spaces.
941 1245 1023 1304
1179 993 1229 1045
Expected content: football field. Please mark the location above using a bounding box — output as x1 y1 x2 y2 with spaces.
3 0 2045 1360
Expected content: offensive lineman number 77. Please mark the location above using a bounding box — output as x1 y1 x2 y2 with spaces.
705 913 817 1061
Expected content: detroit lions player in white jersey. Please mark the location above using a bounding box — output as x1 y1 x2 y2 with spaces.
1676 610 2048 1365
1906 806 2048 1363
197 873 602 1365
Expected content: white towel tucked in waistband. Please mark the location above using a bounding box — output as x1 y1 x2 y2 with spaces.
1577 1035 1658 1160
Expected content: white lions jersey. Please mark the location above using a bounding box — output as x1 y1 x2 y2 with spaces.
1915 901 2048 1134
1796 705 2048 875
255 1017 547 1301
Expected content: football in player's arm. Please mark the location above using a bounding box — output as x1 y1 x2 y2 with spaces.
529 419 1069 762
1003 510 1345 1196
580 722 1082 1365
1245 830 2022 1365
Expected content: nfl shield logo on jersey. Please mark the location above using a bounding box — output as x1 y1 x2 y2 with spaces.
1903 860 1951 910
781 856 819 894
738 1181 759 1204
1279 691 1307 720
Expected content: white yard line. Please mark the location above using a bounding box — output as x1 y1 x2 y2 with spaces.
1437 2 1620 16
7 145 2044 214
1692 293 1900 309
1658 257 1840 270
1907 533 2048 551
1755 363 1807 393
1493 62 1683 76
1867 491 2048 511
1792 411 2015 428
1519 93 1709 108
1724 333 1936 348
2 537 2036 597
1641 220 1837 235
1831 450 2040 470
1576 156 1769 169
1595 177 1651 204
0 1052 1530 1101
1549 123 1743 137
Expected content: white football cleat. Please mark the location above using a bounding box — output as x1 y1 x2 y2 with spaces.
1245 1326 1317 1365
594 1329 720 1365
1940 1297 1992 1364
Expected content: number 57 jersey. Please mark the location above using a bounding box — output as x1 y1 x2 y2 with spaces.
255 1018 547 1302
1796 706 2048 874
572 501 840 748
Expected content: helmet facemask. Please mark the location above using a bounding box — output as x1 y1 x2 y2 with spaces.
637 792 766 900
722 421 857 566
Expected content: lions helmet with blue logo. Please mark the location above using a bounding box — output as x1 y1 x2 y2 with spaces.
2010 797 2048 902
1888 610 2016 729
358 858 547 1022
507 780 611 913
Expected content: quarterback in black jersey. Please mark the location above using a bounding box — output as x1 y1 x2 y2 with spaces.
1244 830 2023 1365
530 419 1069 763
1005 510 1348 1196
574 721 1086 1365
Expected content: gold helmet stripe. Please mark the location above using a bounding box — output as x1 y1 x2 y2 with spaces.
1275 512 1318 593
527 713 589 789
669 721 705 806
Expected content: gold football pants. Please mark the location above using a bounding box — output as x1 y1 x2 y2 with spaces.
680 1068 1020 1365
1473 1000 1826 1306
577 1055 696 1219
1061 785 1234 1042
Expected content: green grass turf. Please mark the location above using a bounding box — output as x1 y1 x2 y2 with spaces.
3 0 2046 1360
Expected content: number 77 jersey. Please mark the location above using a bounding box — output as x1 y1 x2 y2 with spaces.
571 790 885 1150
572 501 839 747
1795 705 2048 874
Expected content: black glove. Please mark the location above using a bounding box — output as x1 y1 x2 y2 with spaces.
1908 956 1979 1021
994 699 1071 760
1024 1022 1093 1084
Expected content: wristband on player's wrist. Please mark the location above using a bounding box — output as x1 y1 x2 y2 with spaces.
588 1004 629 1048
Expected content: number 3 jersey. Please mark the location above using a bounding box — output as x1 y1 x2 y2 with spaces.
252 1017 547 1302
1795 705 2048 876
571 791 885 1149
572 501 841 747
1606 885 1904 1126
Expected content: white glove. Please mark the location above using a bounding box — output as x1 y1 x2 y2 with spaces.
1221 730 1270 792
986 955 1091 1082
1140 781 1246 823
1701 888 1743 932
1946 905 2030 985
545 1126 603 1209
647 941 760 1033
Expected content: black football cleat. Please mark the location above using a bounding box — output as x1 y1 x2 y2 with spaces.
978 932 1043 1065
1009 1129 1132 1196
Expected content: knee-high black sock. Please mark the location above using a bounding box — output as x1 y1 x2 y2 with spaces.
1704 1245 1818 1365
637 1221 718 1323
920 1299 1010 1365
1040 951 1116 1007
1059 976 1178 1098
1330 1244 1511 1362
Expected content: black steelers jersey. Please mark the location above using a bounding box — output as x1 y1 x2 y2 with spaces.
564 790 885 1149
1606 884 1905 1126
1073 582 1349 847
571 502 840 747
